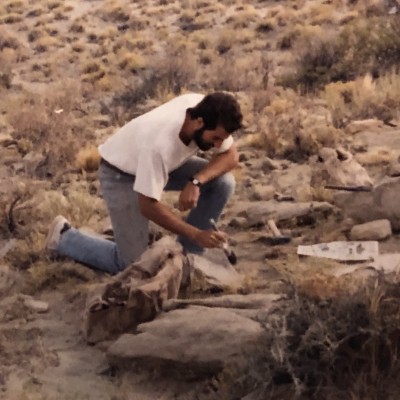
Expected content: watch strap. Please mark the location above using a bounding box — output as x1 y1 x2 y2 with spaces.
189 177 202 187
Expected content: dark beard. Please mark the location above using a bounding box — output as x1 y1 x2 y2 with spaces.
193 127 213 151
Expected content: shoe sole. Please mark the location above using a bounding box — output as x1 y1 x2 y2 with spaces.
44 215 66 251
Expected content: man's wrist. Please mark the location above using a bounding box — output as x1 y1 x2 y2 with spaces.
189 177 202 187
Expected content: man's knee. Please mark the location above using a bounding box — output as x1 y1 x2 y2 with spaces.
214 172 236 197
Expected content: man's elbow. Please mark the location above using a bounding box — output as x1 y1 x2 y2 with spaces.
138 194 155 218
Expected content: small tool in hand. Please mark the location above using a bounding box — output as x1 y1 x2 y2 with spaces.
209 219 237 265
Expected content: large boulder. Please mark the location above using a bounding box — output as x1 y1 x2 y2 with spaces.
107 294 279 376
311 147 373 189
334 177 400 231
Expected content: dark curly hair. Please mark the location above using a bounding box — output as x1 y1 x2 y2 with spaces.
187 92 243 133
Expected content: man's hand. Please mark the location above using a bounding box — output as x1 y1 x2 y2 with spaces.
178 182 200 211
194 229 227 248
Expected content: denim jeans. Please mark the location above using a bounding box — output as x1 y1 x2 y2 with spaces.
57 157 235 274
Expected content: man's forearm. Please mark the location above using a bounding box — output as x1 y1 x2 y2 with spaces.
139 195 200 241
194 145 239 184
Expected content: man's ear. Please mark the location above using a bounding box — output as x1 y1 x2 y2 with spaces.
195 117 204 129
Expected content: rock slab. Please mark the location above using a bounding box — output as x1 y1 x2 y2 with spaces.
107 305 264 375
334 177 400 230
350 219 392 241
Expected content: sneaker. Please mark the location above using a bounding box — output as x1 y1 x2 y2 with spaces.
45 215 71 251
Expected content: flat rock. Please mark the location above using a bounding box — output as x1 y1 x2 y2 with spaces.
163 293 281 311
190 251 243 291
250 184 275 201
345 119 383 135
230 200 334 226
107 306 264 375
23 297 49 313
350 219 392 241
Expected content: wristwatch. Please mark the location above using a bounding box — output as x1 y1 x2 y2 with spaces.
189 177 202 187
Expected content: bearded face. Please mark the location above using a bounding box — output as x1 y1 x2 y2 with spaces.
193 127 214 151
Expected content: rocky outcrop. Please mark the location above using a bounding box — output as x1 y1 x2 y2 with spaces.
334 177 400 230
107 294 280 376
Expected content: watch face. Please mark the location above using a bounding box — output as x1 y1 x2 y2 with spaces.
191 178 201 186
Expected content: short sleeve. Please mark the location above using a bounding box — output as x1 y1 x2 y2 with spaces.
133 148 168 201
215 135 234 154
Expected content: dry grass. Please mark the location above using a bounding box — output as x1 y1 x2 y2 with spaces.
255 89 340 160
207 273 400 400
6 81 95 177
75 147 101 173
324 72 400 127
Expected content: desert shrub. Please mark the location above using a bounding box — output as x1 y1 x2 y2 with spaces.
226 7 259 29
280 16 400 91
208 53 268 93
256 89 339 161
0 52 13 88
215 29 236 55
117 53 147 72
3 186 107 270
0 13 23 24
6 81 93 177
110 51 196 123
324 72 400 128
208 274 400 400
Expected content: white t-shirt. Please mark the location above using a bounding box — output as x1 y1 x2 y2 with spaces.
98 93 234 201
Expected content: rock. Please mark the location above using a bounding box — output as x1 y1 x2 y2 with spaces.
107 306 265 375
230 200 335 227
311 147 373 189
388 157 400 177
190 252 243 291
163 293 281 312
0 264 17 294
345 119 383 135
83 236 185 344
261 157 280 172
238 151 257 162
228 216 249 229
250 184 275 201
21 296 50 313
0 239 17 259
23 151 47 174
334 177 400 230
350 219 392 241
0 133 14 147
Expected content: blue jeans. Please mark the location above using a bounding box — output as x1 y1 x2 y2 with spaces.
57 157 235 274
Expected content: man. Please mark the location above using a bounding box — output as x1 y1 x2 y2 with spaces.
46 92 243 274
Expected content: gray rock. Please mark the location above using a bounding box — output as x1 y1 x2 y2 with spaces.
345 119 383 135
230 200 334 226
250 184 275 201
228 216 249 229
163 293 281 311
0 133 14 146
0 263 17 294
334 177 400 230
261 157 280 172
350 219 392 241
107 306 264 375
388 158 400 177
23 297 50 313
